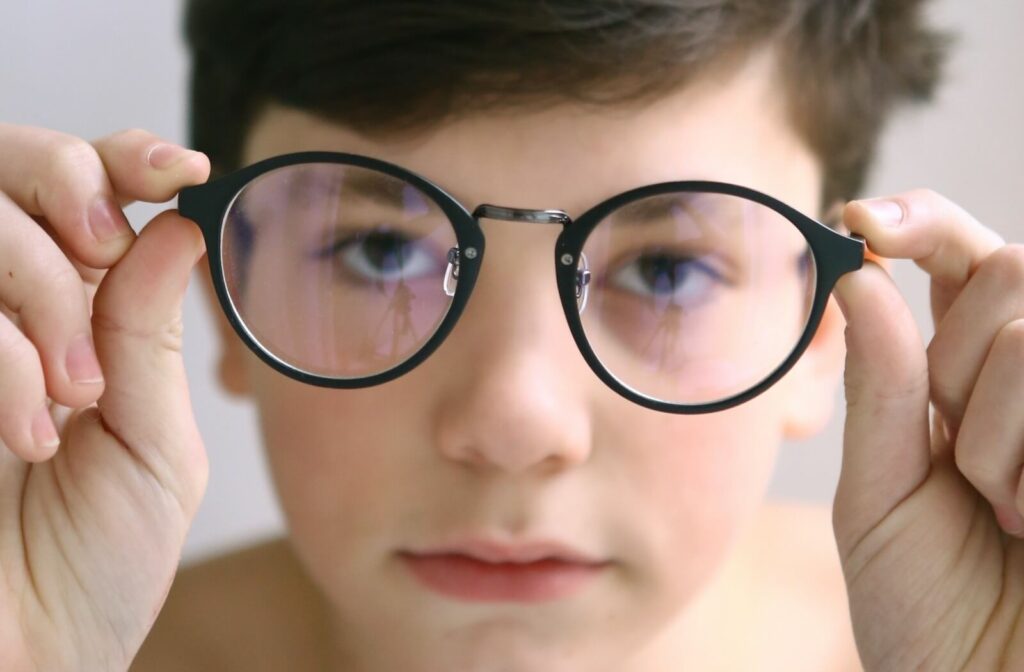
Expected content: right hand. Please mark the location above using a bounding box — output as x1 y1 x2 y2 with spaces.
0 124 212 671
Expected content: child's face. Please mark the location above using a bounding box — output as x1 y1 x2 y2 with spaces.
201 48 846 670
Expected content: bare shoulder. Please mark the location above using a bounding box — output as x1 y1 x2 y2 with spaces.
130 536 329 672
744 501 864 672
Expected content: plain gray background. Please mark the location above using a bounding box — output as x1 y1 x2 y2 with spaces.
1 2 1021 564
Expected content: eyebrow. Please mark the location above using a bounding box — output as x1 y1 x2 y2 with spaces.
287 167 754 238
611 192 721 227
289 167 418 209
339 171 414 206
608 194 736 253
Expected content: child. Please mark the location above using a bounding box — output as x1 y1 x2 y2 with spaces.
1 1 1019 670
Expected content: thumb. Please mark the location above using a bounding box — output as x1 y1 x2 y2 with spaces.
89 209 208 515
831 260 933 558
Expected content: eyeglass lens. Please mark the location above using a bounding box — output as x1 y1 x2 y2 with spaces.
220 163 817 405
578 191 816 405
222 163 458 378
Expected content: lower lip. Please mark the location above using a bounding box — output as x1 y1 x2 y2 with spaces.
398 552 609 603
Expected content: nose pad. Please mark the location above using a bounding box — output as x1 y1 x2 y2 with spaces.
443 246 460 297
575 252 591 314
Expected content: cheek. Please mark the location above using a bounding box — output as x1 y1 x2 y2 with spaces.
249 366 411 576
246 340 792 630
609 389 787 607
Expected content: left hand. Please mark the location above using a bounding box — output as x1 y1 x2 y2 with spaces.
830 188 1024 671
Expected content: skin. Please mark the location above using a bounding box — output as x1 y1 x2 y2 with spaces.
1 38 1022 672
197 48 849 671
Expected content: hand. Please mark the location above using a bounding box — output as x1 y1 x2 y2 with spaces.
0 124 210 671
831 188 1024 671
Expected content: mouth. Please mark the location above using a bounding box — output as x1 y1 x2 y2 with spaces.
396 538 612 603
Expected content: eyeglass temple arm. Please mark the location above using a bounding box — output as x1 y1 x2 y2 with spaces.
847 232 886 266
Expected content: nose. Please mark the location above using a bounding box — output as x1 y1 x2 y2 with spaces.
429 220 594 477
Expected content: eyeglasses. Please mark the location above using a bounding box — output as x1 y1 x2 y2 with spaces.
177 151 864 414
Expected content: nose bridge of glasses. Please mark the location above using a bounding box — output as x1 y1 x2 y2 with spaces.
472 204 573 228
469 204 594 313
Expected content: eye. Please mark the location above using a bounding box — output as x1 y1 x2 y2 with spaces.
607 251 728 308
307 228 441 284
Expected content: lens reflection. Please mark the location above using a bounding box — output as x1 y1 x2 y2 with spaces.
578 191 816 405
222 163 458 378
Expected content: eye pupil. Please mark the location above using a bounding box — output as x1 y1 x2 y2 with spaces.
640 255 689 292
363 231 410 271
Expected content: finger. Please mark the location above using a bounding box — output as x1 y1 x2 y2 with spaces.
0 308 60 462
926 245 1024 434
830 260 932 559
90 128 210 208
31 213 106 325
0 124 209 271
0 192 105 409
832 216 890 269
89 209 208 513
953 319 1024 536
0 123 135 268
842 189 1005 325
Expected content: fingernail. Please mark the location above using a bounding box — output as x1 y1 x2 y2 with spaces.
147 143 188 170
31 404 60 453
857 199 905 227
995 506 1024 537
66 332 104 385
88 196 131 244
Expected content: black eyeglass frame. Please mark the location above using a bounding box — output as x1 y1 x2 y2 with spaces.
178 150 865 415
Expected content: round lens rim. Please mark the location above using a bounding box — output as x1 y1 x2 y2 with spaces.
554 180 863 414
178 159 865 410
182 151 485 389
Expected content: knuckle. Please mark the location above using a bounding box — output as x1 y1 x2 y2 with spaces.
992 318 1024 359
159 316 186 354
844 358 928 407
0 321 36 366
953 450 988 487
3 248 85 323
44 134 103 180
907 187 942 202
109 127 162 153
116 127 152 141
78 403 206 522
904 187 944 208
40 255 84 291
0 337 44 417
953 443 1002 492
978 243 1024 287
90 311 186 354
900 188 943 217
113 127 160 153
20 258 86 319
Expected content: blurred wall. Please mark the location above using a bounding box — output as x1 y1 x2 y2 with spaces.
0 1 1020 564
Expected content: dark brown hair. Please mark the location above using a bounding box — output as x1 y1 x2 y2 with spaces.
183 0 950 210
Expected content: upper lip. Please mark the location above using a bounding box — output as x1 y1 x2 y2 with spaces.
403 536 607 565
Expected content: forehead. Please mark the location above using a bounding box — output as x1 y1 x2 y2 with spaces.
242 46 823 219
